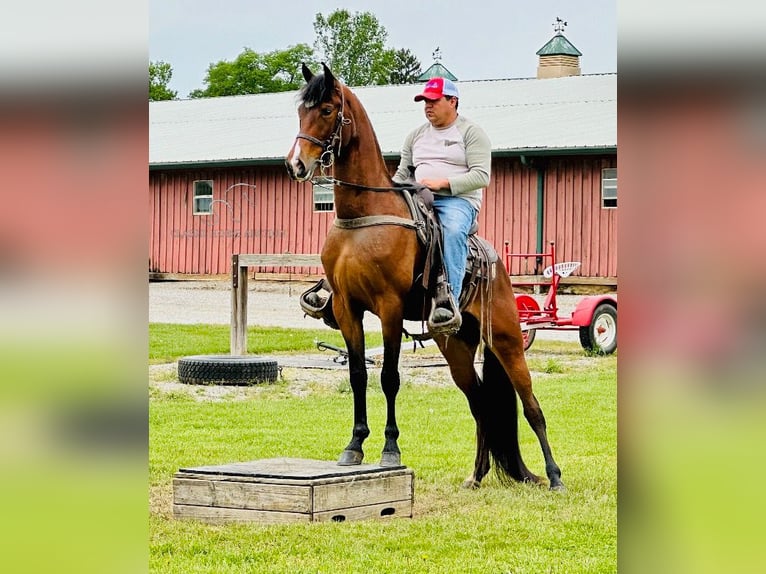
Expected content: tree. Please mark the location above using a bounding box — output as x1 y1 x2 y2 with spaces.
191 44 316 98
149 61 177 101
388 48 422 84
313 9 393 86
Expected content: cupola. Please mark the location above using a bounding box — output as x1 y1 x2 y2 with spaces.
536 18 582 79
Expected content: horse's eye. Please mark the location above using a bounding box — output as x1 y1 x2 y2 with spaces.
321 107 334 117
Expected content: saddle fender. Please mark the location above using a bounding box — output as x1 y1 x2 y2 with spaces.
571 295 617 326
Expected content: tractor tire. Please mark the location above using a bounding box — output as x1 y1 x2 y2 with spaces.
177 355 279 385
579 304 617 355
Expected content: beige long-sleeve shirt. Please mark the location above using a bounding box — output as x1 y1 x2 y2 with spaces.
393 115 492 211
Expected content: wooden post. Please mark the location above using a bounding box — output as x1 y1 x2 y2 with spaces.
231 254 248 355
230 253 322 356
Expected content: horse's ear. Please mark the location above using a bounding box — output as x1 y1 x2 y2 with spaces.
301 63 313 83
322 63 336 91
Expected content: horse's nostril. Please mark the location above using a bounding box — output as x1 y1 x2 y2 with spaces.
285 158 306 180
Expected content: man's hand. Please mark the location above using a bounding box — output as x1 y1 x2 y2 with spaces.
419 178 450 192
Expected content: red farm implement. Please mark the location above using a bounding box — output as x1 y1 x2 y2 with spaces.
504 241 617 355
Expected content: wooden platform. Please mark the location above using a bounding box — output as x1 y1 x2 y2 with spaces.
173 458 414 524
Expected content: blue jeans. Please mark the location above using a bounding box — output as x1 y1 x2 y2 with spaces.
432 195 477 304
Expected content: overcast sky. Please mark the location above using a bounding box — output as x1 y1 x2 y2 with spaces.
150 0 616 98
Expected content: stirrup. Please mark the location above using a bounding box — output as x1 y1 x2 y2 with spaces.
299 279 339 329
428 283 462 335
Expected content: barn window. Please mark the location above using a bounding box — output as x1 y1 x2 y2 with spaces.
312 177 334 212
193 180 213 214
601 168 617 209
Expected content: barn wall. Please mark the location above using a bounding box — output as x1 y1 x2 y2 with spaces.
149 165 330 275
542 156 618 277
481 158 540 275
149 154 617 279
479 155 617 278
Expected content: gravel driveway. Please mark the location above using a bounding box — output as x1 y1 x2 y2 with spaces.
149 279 590 398
149 279 582 342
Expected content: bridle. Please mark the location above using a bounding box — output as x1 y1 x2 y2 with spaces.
295 86 351 170
294 81 405 193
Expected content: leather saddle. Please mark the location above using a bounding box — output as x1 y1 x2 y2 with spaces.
299 182 497 335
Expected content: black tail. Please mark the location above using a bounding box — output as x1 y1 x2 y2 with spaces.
481 347 540 484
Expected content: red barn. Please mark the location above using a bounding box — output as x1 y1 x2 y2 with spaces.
150 73 616 284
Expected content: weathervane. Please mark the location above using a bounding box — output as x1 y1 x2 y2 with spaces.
432 47 442 62
553 17 567 34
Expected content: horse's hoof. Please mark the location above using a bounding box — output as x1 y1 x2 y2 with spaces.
461 478 481 490
379 452 401 467
337 450 363 465
549 482 567 492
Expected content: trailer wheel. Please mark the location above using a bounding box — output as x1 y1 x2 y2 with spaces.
522 328 536 351
579 304 617 355
515 295 539 351
178 355 279 385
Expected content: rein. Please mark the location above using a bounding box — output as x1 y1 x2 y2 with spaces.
324 177 414 193
297 82 426 232
297 83 419 194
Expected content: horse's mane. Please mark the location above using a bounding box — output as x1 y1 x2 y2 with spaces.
298 73 332 109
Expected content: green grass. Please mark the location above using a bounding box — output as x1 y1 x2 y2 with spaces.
150 340 616 573
149 323 383 363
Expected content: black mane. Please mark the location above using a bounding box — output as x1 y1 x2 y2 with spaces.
298 73 332 108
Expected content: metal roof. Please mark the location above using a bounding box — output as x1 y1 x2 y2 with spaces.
150 73 615 168
536 33 583 57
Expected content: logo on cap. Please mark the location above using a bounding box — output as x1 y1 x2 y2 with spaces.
414 77 459 101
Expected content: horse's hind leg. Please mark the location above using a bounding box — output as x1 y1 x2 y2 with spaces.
491 335 565 491
435 330 491 488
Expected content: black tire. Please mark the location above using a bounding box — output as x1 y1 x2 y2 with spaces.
178 355 279 385
579 304 617 355
522 328 537 351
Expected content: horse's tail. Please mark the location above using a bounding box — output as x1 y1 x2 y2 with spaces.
480 346 541 484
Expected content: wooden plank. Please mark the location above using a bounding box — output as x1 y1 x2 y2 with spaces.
312 473 413 512
313 500 413 523
175 472 320 487
237 253 322 268
177 458 409 482
173 478 312 513
173 504 310 524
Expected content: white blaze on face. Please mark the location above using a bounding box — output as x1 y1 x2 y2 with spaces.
288 139 304 175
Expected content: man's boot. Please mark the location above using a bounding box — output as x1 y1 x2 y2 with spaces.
428 275 462 335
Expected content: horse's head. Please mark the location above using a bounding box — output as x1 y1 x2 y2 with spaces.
285 63 348 182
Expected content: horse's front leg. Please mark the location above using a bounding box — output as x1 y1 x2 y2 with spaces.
379 311 404 466
336 304 369 466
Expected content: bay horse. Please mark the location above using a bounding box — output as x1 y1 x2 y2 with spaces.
285 63 563 490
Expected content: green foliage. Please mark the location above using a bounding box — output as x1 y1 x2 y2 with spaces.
543 357 565 373
313 9 394 86
149 61 177 101
388 48 422 84
191 44 317 98
184 10 422 94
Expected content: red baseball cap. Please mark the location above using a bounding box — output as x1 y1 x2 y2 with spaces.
414 77 459 101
